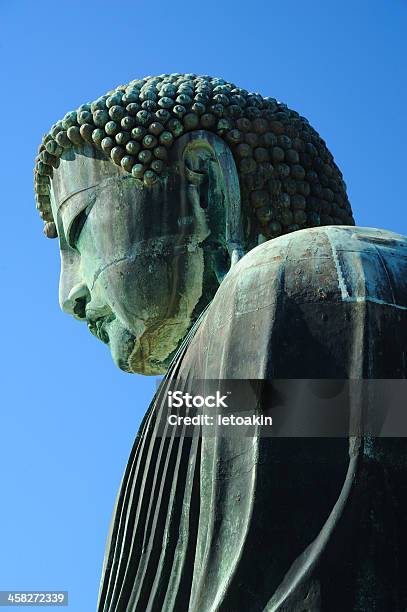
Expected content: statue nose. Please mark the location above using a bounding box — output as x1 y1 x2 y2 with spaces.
63 282 91 320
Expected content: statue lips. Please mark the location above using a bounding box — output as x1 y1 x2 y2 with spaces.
86 306 142 373
86 309 114 345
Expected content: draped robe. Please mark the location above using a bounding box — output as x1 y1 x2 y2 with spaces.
98 225 407 612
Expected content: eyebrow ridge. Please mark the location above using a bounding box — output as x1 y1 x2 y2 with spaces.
57 183 101 210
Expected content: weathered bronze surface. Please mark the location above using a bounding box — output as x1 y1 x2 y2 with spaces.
97 226 407 611
36 74 407 611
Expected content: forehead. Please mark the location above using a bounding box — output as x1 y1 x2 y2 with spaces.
50 145 127 211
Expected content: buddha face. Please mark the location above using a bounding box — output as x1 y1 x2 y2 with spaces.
50 135 239 375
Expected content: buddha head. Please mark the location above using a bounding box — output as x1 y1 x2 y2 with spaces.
34 73 353 375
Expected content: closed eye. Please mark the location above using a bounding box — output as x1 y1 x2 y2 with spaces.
67 204 92 249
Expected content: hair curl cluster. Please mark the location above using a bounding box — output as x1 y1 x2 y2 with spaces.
34 73 354 239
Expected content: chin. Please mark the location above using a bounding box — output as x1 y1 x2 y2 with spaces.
103 320 139 374
102 325 169 375
128 358 167 376
128 326 185 376
103 316 188 376
128 343 174 376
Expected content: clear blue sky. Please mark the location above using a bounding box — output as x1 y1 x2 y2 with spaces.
1 1 406 610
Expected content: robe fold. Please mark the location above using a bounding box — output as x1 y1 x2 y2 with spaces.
98 226 407 612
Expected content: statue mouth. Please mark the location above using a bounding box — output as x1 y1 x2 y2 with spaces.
87 314 114 344
85 311 139 373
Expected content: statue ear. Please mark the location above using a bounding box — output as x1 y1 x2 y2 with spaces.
173 131 244 271
182 137 215 214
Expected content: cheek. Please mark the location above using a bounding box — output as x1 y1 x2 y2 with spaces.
93 251 205 331
94 255 174 327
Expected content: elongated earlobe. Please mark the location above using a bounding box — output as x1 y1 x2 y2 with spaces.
172 131 244 275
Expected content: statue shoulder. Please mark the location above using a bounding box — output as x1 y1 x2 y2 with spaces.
238 225 407 273
228 225 407 309
184 225 407 378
